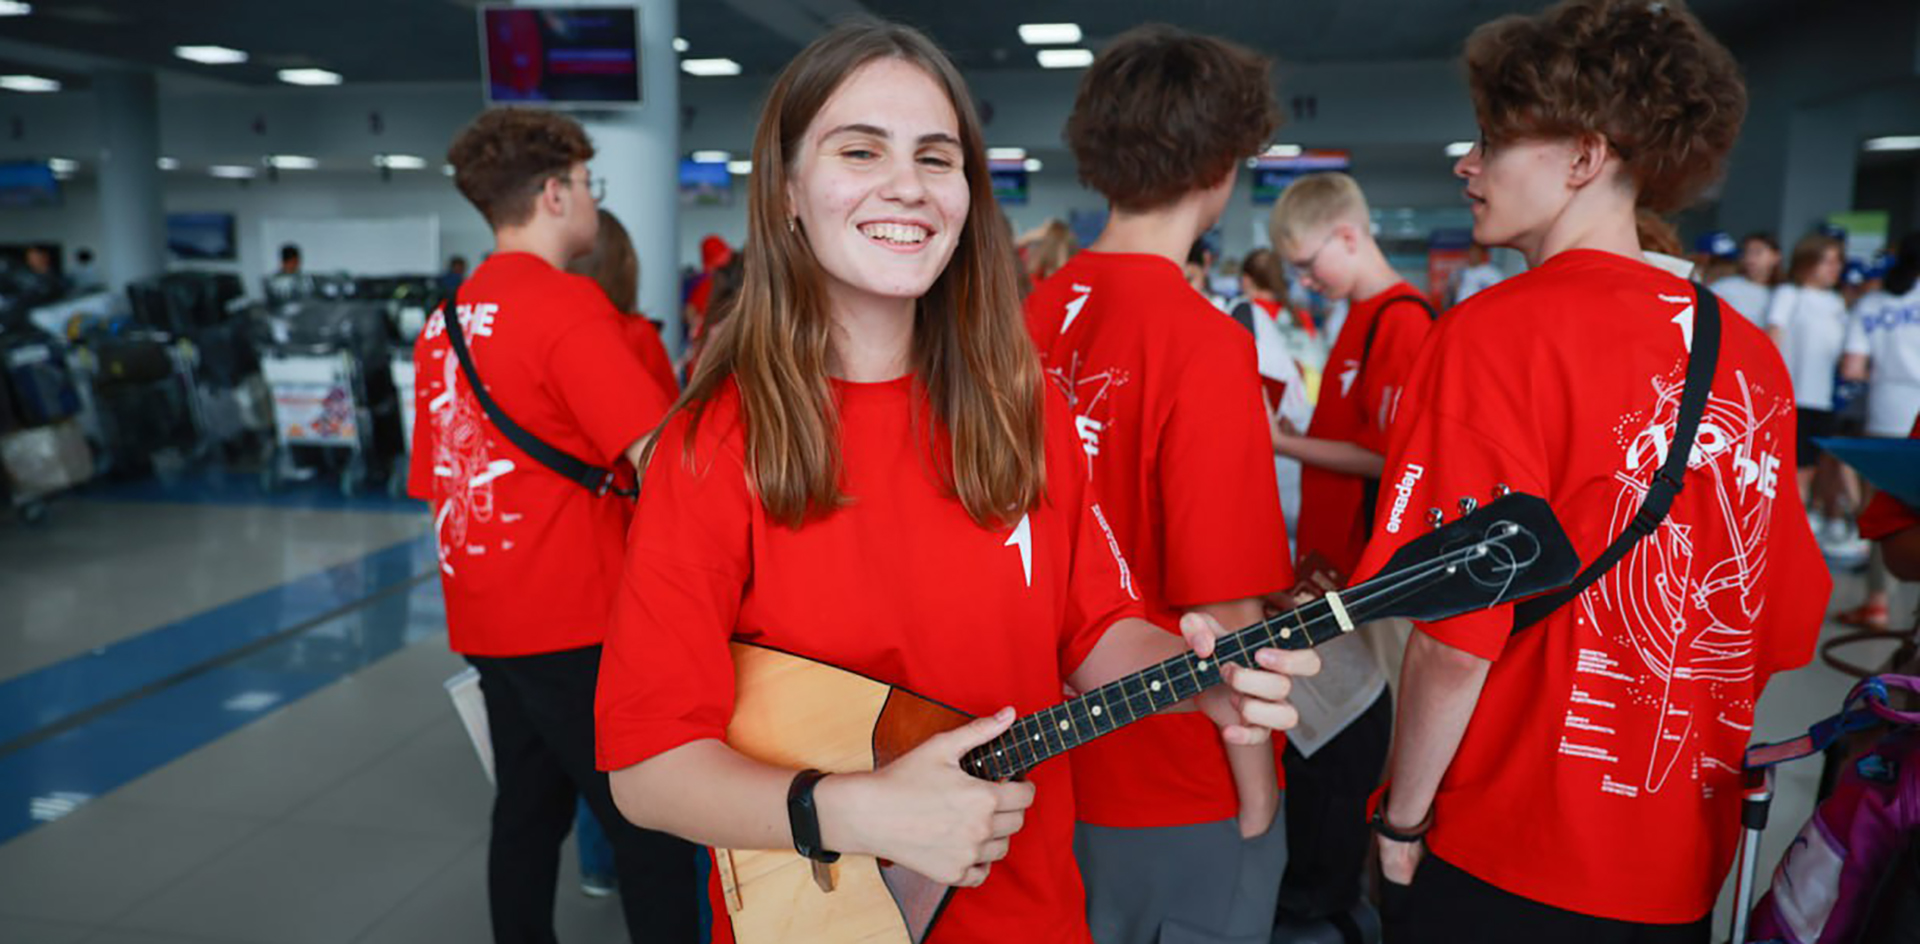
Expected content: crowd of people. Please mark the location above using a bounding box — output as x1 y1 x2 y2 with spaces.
400 1 1917 943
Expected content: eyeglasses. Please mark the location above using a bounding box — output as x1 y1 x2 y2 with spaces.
546 173 606 204
1284 228 1338 280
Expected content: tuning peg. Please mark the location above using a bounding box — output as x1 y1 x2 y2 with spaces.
1427 508 1445 529
1458 496 1478 515
1492 483 1512 498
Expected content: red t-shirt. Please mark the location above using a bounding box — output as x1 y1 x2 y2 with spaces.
408 252 669 656
1353 249 1831 922
617 316 679 397
1026 252 1294 828
596 376 1142 944
1296 283 1434 579
1858 414 1920 540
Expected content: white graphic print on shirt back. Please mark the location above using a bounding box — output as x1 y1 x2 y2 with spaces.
424 305 518 575
1560 297 1788 803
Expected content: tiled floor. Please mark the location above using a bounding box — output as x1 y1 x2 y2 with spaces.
0 482 1909 943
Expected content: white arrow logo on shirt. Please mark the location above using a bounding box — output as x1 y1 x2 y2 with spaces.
1005 513 1033 587
1060 285 1093 334
1338 359 1360 398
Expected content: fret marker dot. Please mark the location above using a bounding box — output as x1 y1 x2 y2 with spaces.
1281 627 1293 638
1197 660 1208 671
1150 680 1163 692
1058 720 1070 730
1091 705 1102 716
1032 734 1040 741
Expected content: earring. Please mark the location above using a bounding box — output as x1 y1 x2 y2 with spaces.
786 216 797 234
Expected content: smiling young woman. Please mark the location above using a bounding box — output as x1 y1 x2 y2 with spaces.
592 21 1318 944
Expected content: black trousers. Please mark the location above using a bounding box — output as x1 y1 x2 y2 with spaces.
1381 853 1710 944
469 646 699 944
1278 686 1395 922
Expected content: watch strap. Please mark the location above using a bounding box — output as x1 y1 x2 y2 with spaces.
787 768 841 863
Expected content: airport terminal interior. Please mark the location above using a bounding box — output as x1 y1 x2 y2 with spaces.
2 1 1919 942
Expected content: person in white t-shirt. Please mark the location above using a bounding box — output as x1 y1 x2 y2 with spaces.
1711 232 1779 327
1836 233 1920 629
1769 232 1855 531
1447 243 1505 306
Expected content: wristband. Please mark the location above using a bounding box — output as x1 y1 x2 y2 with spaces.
787 768 841 863
1369 788 1433 843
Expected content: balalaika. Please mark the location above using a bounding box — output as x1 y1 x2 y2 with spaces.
715 492 1580 943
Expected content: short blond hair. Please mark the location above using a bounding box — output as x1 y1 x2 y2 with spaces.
1269 172 1369 254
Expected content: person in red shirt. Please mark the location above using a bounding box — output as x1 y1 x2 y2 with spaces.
1026 25 1296 944
1856 414 1920 578
1265 171 1437 937
410 108 695 944
593 23 1318 944
1356 2 1830 941
567 207 679 396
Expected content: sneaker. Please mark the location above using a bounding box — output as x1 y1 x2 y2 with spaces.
581 872 616 899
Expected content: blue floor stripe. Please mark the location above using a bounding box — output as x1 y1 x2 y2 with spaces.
0 535 437 747
80 468 422 513
0 578 447 845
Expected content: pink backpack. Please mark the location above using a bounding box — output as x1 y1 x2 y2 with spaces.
1744 674 1920 944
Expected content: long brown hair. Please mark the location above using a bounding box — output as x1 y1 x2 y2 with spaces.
666 21 1043 529
567 208 638 313
1786 233 1842 288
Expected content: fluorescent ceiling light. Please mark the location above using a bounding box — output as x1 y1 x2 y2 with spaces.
1263 144 1303 157
175 45 248 65
277 68 342 86
726 160 752 176
1445 140 1475 157
157 157 180 171
1019 23 1082 45
210 165 258 179
1036 49 1094 69
0 74 61 93
1023 158 1043 172
681 58 740 77
0 2 31 16
374 154 427 170
690 149 730 164
987 147 1027 161
46 157 78 174
672 36 690 53
442 164 456 176
266 154 318 170
1863 135 1920 152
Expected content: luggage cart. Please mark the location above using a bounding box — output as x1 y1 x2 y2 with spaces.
259 345 375 497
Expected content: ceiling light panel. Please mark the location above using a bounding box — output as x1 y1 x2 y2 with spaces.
0 2 30 16
175 45 248 65
277 68 342 86
375 154 427 170
1036 49 1094 69
266 155 318 170
1863 135 1920 152
680 58 741 77
1445 141 1474 157
210 165 258 179
0 74 61 93
1019 23 1082 45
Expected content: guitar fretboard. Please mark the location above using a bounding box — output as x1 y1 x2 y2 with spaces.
963 574 1386 782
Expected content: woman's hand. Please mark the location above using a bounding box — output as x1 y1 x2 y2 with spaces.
819 708 1036 888
1378 833 1424 886
1180 611 1320 744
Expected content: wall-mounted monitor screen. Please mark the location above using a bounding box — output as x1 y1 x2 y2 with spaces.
481 5 641 107
167 212 239 261
1251 150 1352 205
0 162 61 209
989 160 1029 206
679 159 731 207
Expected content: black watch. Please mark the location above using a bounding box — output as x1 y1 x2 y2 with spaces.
787 769 841 863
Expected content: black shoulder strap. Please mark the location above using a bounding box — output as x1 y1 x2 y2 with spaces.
441 289 635 499
1227 300 1258 338
1360 292 1438 367
1511 282 1722 632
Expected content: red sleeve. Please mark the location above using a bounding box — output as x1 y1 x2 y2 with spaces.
547 307 673 465
1356 300 1434 453
1049 395 1147 676
624 317 681 397
1157 327 1294 607
596 405 752 771
1352 324 1551 661
1859 415 1920 541
406 324 437 502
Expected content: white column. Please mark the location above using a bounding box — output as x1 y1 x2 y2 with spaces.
93 69 166 294
581 0 682 353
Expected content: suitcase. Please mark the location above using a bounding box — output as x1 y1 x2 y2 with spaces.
3 333 82 425
93 337 175 389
